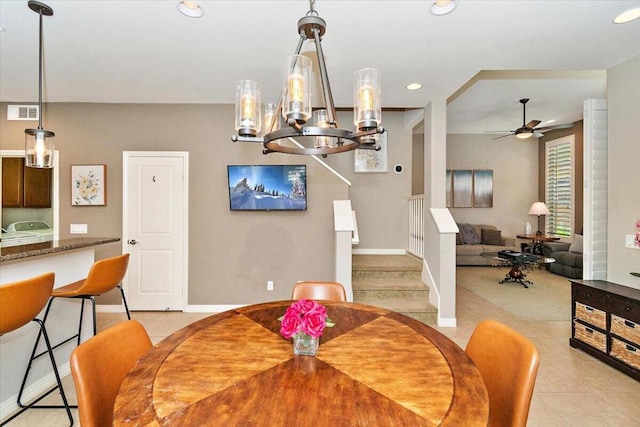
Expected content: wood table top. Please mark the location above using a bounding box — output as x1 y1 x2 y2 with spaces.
113 301 489 426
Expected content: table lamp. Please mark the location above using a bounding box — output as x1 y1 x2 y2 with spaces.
528 202 550 236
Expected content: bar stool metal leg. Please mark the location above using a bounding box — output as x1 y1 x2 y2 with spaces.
3 318 75 426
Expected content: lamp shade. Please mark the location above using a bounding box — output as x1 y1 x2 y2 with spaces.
529 202 550 216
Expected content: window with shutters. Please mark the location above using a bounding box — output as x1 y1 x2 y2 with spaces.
545 136 574 238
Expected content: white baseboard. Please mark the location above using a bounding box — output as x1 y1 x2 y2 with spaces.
0 363 72 422
352 248 407 255
437 317 457 327
97 304 245 314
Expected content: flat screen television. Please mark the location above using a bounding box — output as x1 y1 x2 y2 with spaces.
227 164 307 211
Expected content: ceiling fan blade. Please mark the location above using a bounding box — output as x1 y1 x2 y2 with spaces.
485 130 515 134
535 123 574 132
525 120 541 129
491 134 513 140
533 131 544 138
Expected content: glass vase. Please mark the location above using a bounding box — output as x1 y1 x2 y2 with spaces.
293 333 319 356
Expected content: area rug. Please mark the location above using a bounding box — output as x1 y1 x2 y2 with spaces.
457 266 572 321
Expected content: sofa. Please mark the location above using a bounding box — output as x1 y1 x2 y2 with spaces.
543 234 583 279
456 224 518 266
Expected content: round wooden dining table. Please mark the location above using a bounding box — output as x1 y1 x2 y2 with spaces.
113 301 489 426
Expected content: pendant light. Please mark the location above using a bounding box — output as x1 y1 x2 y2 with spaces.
25 0 55 169
231 0 384 156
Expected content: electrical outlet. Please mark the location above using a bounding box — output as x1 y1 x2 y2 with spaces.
70 224 88 234
267 280 274 291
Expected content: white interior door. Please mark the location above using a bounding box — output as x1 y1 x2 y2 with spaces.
122 152 188 311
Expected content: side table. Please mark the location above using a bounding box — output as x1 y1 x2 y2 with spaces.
517 234 560 255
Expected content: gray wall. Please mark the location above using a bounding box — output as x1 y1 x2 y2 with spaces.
446 133 539 239
0 104 412 305
607 55 640 288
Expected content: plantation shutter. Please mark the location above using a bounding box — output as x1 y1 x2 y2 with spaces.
545 139 574 237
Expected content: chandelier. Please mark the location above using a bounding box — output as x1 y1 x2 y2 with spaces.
25 0 55 168
231 0 384 156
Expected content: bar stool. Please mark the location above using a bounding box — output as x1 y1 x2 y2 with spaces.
21 254 132 407
48 253 131 343
0 272 74 426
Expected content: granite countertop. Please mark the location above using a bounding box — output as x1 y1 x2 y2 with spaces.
0 237 121 262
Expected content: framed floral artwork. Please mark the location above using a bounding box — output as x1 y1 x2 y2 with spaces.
71 164 106 206
354 131 388 173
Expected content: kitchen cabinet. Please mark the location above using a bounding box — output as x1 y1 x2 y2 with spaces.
2 157 52 208
570 279 640 381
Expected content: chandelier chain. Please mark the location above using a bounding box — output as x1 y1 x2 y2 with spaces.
307 0 318 16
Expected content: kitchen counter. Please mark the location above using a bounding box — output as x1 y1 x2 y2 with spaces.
0 237 120 262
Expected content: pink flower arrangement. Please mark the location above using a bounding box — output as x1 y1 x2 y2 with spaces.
279 299 335 339
635 219 640 248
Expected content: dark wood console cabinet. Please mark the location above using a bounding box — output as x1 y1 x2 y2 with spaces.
570 279 640 381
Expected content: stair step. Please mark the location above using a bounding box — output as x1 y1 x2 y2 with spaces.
354 298 438 325
354 279 429 300
353 269 422 280
353 278 427 291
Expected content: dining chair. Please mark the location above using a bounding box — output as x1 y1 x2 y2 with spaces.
70 319 152 427
465 319 540 427
0 272 74 426
291 281 347 301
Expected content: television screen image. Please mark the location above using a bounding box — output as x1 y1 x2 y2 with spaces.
228 165 307 211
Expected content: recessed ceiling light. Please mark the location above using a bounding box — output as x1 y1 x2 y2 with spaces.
614 7 640 24
406 83 423 91
0 25 5 32
177 0 204 18
431 0 457 16
545 119 556 125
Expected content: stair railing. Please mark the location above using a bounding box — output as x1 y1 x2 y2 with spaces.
408 195 424 259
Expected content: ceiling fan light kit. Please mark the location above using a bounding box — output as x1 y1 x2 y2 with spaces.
231 0 385 156
489 98 573 141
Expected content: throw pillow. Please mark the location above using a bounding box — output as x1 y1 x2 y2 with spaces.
569 234 583 253
458 223 481 245
456 233 464 245
481 228 502 246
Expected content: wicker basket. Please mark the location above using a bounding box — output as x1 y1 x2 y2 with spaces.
574 321 606 352
611 315 640 345
575 302 606 330
610 337 640 370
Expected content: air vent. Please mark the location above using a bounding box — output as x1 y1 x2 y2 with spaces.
7 105 39 121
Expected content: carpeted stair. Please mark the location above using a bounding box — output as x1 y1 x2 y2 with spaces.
352 254 437 325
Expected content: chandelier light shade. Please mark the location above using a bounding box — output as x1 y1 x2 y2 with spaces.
25 0 55 168
354 68 382 133
313 109 330 148
283 55 312 124
235 80 262 137
231 0 384 156
262 103 279 136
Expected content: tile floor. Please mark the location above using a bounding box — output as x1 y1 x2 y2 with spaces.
4 273 640 426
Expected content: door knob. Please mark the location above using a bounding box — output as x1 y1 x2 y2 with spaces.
128 239 138 245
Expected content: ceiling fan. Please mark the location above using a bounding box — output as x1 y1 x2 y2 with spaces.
488 98 573 140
